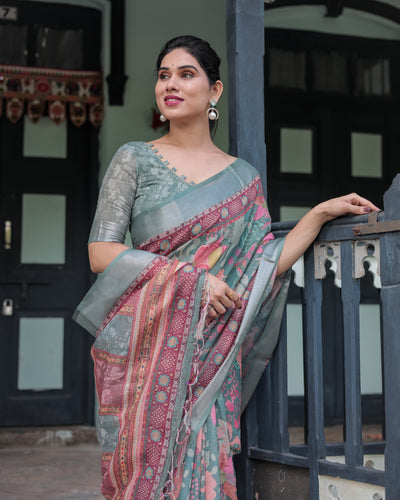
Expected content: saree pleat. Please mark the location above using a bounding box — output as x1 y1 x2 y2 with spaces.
74 142 290 499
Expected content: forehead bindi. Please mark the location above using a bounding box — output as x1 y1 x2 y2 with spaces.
160 49 200 71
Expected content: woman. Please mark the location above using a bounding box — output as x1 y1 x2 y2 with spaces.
74 35 378 499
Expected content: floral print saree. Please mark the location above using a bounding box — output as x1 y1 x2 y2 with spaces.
74 142 290 499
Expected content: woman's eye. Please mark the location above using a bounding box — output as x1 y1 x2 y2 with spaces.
159 73 169 80
182 72 194 78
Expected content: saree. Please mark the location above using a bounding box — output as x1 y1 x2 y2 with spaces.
74 142 290 499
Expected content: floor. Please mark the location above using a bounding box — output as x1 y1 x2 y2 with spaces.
0 444 103 500
0 424 384 499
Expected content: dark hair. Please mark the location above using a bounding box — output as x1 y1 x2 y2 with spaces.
156 35 221 134
156 35 221 85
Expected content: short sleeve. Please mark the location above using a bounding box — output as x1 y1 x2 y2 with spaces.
89 144 138 243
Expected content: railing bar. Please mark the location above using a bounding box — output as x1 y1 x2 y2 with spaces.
303 246 326 499
249 449 386 486
341 240 363 466
249 447 309 467
289 441 385 456
272 310 289 452
318 460 385 487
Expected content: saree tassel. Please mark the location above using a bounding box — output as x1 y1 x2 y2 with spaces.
194 274 210 342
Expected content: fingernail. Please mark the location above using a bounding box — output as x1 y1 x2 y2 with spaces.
363 207 371 213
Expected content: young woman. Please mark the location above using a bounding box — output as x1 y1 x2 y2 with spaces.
74 35 378 499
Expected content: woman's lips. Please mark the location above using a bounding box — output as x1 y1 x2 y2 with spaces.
164 95 183 106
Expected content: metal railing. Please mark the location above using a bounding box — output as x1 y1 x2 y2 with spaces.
237 174 400 499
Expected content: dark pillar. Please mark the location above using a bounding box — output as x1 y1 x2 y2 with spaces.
227 4 266 497
381 174 400 499
226 0 267 196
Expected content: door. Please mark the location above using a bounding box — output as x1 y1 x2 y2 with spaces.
265 28 400 428
0 1 101 426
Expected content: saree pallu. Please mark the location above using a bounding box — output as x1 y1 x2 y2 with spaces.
74 162 290 500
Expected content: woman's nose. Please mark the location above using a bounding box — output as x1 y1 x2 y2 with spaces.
166 74 179 90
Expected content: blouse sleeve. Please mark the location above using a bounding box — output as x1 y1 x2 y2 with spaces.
89 144 138 244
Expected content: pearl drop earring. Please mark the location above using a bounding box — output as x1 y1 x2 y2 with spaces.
207 99 219 121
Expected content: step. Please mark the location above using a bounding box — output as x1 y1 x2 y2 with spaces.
0 425 98 448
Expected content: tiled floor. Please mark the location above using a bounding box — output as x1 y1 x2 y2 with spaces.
0 445 102 500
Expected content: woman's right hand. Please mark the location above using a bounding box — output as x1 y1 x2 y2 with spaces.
203 274 242 323
88 241 130 274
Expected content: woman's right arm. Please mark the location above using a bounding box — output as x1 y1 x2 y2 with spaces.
88 241 130 274
88 144 138 274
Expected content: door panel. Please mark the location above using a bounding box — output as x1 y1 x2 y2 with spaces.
0 1 100 426
0 118 97 426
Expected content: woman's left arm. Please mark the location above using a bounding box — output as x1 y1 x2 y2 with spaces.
276 193 380 277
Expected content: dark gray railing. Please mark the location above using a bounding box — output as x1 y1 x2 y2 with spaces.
237 174 400 499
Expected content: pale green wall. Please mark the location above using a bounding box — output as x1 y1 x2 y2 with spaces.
29 0 228 180
100 0 229 180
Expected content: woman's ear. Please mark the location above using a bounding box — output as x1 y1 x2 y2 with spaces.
211 80 223 102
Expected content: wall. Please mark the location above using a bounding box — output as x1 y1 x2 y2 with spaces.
28 0 228 180
102 0 229 179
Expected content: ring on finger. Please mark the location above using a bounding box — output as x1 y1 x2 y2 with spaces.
226 290 234 300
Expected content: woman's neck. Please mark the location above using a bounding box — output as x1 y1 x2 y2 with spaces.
161 120 216 152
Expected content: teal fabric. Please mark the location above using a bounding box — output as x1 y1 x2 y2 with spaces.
74 141 290 499
89 141 253 246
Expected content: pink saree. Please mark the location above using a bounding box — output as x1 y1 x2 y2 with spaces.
74 142 290 499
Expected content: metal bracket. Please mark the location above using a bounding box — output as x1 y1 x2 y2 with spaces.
353 239 381 289
292 255 304 288
314 242 342 288
353 211 400 236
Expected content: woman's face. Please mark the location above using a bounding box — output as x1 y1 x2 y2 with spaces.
155 48 222 124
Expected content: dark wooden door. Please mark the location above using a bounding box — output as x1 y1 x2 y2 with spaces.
265 28 400 427
0 0 100 426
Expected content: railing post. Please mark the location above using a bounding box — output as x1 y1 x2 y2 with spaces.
380 174 400 499
272 312 290 453
303 246 326 499
341 240 363 466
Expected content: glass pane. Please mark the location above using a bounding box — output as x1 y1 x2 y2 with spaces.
23 116 67 159
35 26 84 69
0 24 28 65
360 304 382 394
355 57 391 96
280 128 313 174
268 48 306 90
21 194 66 264
287 304 304 396
351 132 382 178
18 317 64 390
311 50 348 93
280 206 310 222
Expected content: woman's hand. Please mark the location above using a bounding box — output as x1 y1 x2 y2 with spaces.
276 193 380 277
88 241 130 274
313 193 380 224
202 274 242 324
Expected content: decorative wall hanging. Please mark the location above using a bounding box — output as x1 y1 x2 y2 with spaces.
0 64 104 126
